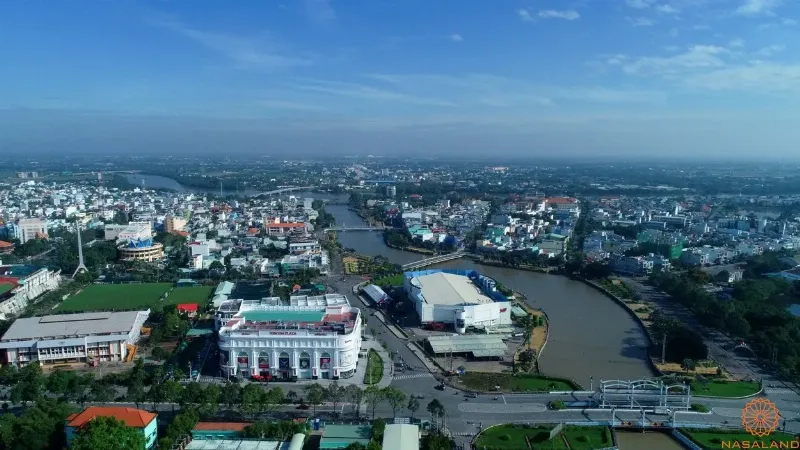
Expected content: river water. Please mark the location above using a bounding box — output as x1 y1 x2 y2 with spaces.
326 204 654 383
132 175 654 383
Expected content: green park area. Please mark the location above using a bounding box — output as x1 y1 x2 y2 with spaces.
364 349 384 385
55 283 212 313
0 283 14 296
373 274 404 287
682 428 799 449
689 380 761 398
460 372 578 393
475 424 612 450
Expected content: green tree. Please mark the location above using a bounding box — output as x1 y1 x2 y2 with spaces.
222 382 242 410
241 384 263 418
382 387 406 418
10 363 45 405
89 383 117 403
201 384 222 417
163 380 184 413
345 385 364 418
304 383 325 416
363 385 385 420
326 381 344 416
70 416 146 450
407 397 420 419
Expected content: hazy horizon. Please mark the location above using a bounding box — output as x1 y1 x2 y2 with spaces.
2 0 799 158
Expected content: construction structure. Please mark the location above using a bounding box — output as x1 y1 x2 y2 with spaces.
72 223 88 278
597 379 692 412
0 310 150 366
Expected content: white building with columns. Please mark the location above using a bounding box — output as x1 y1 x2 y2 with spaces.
216 295 362 381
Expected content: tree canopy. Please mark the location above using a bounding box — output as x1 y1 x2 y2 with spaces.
70 416 146 450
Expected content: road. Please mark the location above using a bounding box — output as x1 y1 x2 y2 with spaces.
621 276 780 384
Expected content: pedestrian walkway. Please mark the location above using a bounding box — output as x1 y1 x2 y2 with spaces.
765 388 796 396
392 373 434 381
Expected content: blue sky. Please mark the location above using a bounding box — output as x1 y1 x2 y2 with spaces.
1 0 799 158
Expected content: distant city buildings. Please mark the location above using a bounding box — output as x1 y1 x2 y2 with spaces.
15 218 47 242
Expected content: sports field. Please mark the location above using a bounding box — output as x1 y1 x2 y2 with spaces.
55 283 212 313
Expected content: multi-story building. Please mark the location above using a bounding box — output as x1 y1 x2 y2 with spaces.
15 218 47 243
165 216 188 233
266 222 307 236
0 310 150 366
610 255 654 276
216 295 361 380
0 264 61 320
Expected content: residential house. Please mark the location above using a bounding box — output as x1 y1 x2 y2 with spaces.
65 407 157 449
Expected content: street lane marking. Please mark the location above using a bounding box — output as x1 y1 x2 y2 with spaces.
766 388 797 396
458 403 547 413
502 395 507 404
392 373 435 380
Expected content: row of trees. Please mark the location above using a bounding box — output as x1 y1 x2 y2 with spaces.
650 262 800 380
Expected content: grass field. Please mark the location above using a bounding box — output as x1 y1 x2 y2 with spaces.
474 424 612 450
682 428 799 449
0 283 14 295
689 380 761 397
373 274 404 287
460 372 578 393
53 283 212 313
364 349 384 385
163 286 214 308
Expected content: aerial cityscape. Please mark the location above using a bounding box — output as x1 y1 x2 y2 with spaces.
3 0 800 449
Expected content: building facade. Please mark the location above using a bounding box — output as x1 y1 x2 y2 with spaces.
266 222 308 236
216 296 361 380
0 310 150 366
0 265 61 320
15 218 47 243
404 269 511 333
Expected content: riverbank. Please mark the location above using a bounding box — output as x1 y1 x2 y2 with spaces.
472 258 557 274
383 239 435 256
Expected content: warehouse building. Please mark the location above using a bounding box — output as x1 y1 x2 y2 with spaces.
0 310 150 366
216 295 360 380
404 269 511 333
362 284 390 305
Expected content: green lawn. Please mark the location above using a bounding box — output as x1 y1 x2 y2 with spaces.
689 380 761 397
460 372 578 393
364 349 384 385
162 286 214 308
682 428 799 449
55 283 173 312
373 274 404 287
0 283 14 295
475 424 612 450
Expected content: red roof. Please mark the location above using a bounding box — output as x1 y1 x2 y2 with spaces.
546 197 578 204
67 407 156 429
194 422 251 432
0 241 13 248
267 223 306 228
177 303 199 313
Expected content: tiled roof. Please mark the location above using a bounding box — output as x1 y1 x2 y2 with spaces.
0 241 13 248
66 406 156 429
193 422 251 431
267 223 306 228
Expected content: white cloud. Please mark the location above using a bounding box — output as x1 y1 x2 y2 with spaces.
626 0 656 9
258 100 328 111
449 34 463 42
517 8 534 22
686 62 800 91
362 73 665 106
304 0 337 24
656 4 680 14
735 0 783 16
622 45 729 76
755 44 785 56
286 78 457 107
628 17 656 26
538 9 581 20
147 16 312 71
729 39 746 48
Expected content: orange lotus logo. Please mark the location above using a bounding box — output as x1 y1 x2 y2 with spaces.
742 398 781 437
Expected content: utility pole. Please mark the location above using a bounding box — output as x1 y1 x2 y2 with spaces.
661 333 667 364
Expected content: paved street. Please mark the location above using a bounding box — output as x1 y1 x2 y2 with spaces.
621 276 788 386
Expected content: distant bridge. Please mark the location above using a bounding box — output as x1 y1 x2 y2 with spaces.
257 186 316 196
325 226 387 232
402 252 468 270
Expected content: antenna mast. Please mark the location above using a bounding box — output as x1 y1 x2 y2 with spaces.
72 223 88 278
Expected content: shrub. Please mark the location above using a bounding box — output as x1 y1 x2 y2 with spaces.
499 434 510 441
602 428 609 443
690 403 709 413
576 435 588 443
